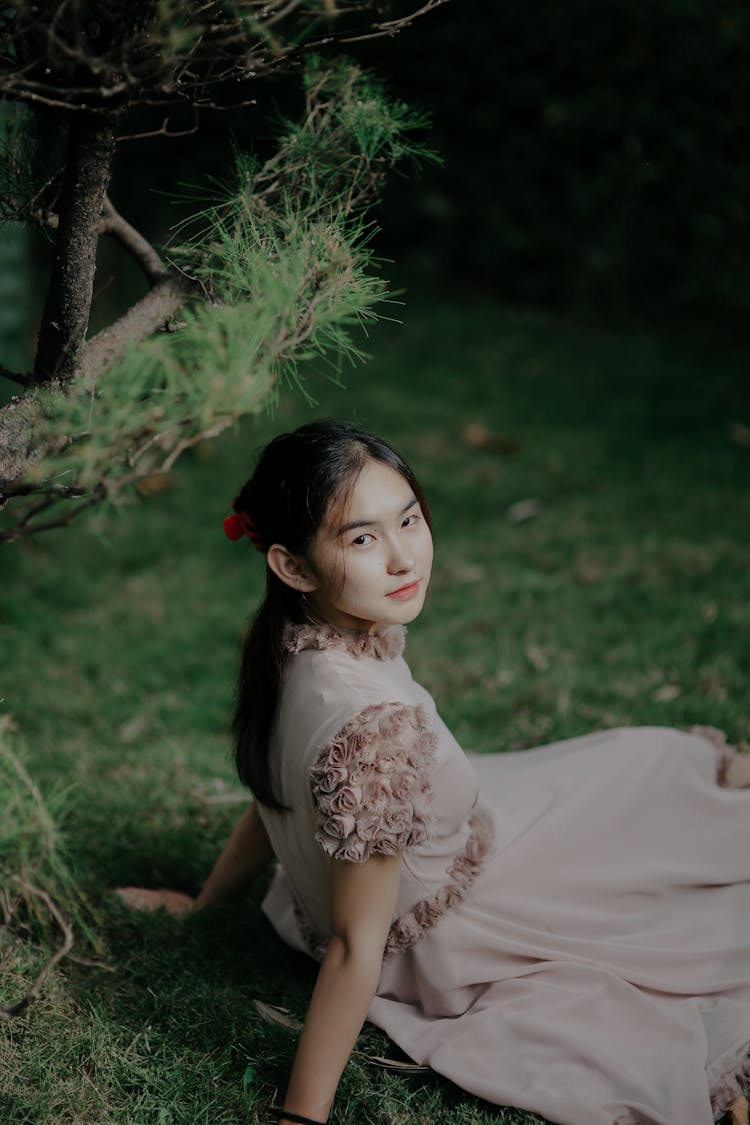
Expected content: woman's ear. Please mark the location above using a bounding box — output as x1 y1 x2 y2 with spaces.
266 544 317 593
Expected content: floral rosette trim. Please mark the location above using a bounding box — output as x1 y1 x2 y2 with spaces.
293 806 495 962
309 701 437 863
384 806 494 956
283 622 406 661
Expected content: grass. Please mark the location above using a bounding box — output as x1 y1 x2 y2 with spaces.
1 280 750 1123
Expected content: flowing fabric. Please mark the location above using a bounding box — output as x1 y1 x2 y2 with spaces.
257 623 750 1125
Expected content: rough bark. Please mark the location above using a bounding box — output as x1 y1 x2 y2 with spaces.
0 396 45 483
78 274 193 386
0 274 193 483
32 114 116 386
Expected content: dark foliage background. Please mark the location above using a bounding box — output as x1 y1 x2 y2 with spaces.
16 0 750 338
364 0 750 313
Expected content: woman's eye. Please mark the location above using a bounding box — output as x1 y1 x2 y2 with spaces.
403 513 419 528
352 533 374 546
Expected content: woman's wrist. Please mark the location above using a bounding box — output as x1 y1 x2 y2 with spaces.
268 1106 327 1125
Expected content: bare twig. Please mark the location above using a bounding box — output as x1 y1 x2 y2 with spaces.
65 952 116 972
13 496 57 527
0 887 17 926
0 880 74 1022
116 114 200 144
0 0 448 113
0 487 105 544
99 195 168 283
340 0 449 41
158 416 238 472
0 480 88 502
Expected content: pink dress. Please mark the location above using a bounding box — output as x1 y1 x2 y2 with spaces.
256 623 750 1125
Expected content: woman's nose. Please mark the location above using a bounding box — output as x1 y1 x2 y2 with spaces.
387 539 414 574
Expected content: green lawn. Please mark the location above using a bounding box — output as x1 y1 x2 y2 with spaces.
2 284 750 1124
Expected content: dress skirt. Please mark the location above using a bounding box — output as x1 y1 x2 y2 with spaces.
265 725 750 1124
367 726 750 1125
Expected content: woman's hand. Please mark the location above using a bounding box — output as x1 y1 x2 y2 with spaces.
114 801 275 917
114 886 196 916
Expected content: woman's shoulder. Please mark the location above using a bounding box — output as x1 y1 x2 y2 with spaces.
275 624 439 833
281 622 419 718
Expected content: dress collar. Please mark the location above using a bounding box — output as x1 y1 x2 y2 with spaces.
282 622 406 660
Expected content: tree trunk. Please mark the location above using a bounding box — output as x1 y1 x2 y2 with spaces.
32 113 116 386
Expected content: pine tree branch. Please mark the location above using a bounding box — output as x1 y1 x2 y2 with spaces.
0 487 105 544
0 273 194 486
0 52 433 542
0 1 449 113
31 202 168 290
99 195 169 284
78 273 196 386
116 115 200 144
0 480 88 503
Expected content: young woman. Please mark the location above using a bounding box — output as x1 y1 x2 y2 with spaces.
119 420 750 1125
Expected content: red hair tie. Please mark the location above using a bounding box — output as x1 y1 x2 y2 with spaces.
223 503 267 552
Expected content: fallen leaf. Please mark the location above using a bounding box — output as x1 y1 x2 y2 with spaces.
117 713 150 743
701 603 718 623
359 1054 430 1074
136 473 175 496
463 422 521 455
525 644 549 673
507 498 542 524
493 668 515 687
252 1000 430 1072
653 684 681 702
463 422 491 447
252 1000 302 1032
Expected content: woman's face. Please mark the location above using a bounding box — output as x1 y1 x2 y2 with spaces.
307 459 433 634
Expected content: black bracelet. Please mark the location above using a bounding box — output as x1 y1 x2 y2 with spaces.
268 1106 328 1125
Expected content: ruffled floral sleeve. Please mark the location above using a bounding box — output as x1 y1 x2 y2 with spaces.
309 701 437 863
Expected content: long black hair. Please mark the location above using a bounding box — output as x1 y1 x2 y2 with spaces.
231 419 432 810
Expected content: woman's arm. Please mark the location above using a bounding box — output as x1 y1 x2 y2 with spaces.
195 800 274 907
115 801 274 914
280 852 402 1123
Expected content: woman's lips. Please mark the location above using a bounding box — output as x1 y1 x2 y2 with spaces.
386 580 420 600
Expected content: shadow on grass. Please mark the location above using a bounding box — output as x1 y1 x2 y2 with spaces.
72 889 541 1124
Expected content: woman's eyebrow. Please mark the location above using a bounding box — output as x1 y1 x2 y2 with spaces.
337 495 418 536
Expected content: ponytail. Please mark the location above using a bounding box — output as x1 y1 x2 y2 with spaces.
232 574 303 810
